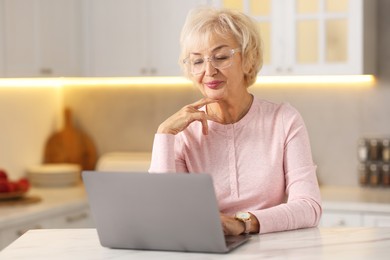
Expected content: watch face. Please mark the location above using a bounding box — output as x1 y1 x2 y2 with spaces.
236 212 251 220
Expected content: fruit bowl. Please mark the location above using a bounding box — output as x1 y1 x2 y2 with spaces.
0 190 27 200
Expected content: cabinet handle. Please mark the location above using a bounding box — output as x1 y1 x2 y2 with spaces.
16 225 42 237
66 212 88 223
140 68 148 75
40 68 53 75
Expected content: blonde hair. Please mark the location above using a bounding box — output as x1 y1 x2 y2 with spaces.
179 7 263 87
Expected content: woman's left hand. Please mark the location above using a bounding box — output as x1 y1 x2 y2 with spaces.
220 214 245 236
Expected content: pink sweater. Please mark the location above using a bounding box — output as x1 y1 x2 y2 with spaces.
149 98 322 234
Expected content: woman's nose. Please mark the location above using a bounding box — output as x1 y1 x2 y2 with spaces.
204 60 217 76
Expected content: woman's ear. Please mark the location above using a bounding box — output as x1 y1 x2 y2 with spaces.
242 59 251 74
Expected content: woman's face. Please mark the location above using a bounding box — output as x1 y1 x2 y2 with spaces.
187 34 247 101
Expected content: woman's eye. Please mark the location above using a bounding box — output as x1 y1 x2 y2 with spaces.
193 59 204 65
214 55 229 61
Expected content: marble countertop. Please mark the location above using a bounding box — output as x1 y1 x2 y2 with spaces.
1 227 390 259
0 184 89 229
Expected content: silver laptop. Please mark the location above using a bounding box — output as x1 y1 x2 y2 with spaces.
82 171 250 253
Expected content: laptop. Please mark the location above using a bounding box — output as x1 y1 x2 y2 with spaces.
82 171 250 253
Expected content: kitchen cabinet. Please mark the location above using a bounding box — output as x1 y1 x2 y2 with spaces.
0 0 83 77
83 0 206 76
211 0 376 75
321 211 362 227
0 205 94 250
321 211 390 228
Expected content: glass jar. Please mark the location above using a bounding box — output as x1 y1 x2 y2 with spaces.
369 163 381 186
358 163 369 186
382 139 390 162
382 164 390 186
357 138 368 162
369 139 380 161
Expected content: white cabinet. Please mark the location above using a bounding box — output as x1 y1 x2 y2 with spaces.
321 211 362 227
363 213 390 227
0 0 83 77
212 0 376 75
0 206 94 250
83 0 205 76
321 211 390 228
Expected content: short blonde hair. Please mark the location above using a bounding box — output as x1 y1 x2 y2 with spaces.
179 7 263 87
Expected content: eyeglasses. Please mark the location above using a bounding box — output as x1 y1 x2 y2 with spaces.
183 48 241 75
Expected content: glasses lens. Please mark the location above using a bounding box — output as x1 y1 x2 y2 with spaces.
211 50 233 70
186 49 235 75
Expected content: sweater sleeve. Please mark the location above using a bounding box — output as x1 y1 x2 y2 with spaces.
148 133 188 173
252 104 322 234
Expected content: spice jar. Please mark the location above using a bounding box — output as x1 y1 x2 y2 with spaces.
369 163 381 186
357 138 368 162
382 139 390 162
382 164 390 186
369 139 380 161
358 163 369 185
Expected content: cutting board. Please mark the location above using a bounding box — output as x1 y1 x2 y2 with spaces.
43 108 97 170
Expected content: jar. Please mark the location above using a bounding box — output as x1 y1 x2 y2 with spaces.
382 139 390 162
382 164 390 186
358 163 369 186
369 163 381 186
369 139 381 161
357 138 368 162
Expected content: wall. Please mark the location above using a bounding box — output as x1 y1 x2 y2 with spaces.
0 86 62 179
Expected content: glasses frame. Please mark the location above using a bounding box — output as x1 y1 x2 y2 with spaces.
183 48 241 75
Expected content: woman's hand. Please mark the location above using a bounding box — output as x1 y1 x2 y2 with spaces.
220 213 260 235
220 214 245 236
157 98 218 135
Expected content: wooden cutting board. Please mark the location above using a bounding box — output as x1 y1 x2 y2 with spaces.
43 108 97 170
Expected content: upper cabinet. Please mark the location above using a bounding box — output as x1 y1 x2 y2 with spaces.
211 0 377 75
83 0 206 77
0 0 377 77
0 0 83 77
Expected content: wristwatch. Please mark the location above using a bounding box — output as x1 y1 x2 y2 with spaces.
235 211 251 234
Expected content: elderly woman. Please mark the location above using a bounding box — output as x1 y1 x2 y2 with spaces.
149 7 322 235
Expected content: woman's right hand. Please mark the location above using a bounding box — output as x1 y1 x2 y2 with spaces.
157 98 218 135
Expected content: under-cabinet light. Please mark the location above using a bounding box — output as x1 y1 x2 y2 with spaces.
0 75 375 88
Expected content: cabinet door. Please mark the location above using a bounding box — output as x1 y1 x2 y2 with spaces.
49 207 95 228
211 0 376 75
84 0 203 76
2 0 82 77
363 213 390 227
0 1 4 76
320 211 363 227
83 0 148 76
0 220 47 250
284 0 374 75
147 0 205 76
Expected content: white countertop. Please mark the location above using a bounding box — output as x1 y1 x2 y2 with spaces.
320 186 390 213
1 227 390 259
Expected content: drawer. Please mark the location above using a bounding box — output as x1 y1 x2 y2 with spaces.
320 211 363 227
363 213 390 227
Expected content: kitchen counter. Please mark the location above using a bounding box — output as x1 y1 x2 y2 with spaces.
1 227 390 259
320 186 390 213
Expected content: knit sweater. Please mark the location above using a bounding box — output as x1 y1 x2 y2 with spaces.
149 98 322 234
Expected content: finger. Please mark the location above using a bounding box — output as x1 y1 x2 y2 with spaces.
191 97 219 110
